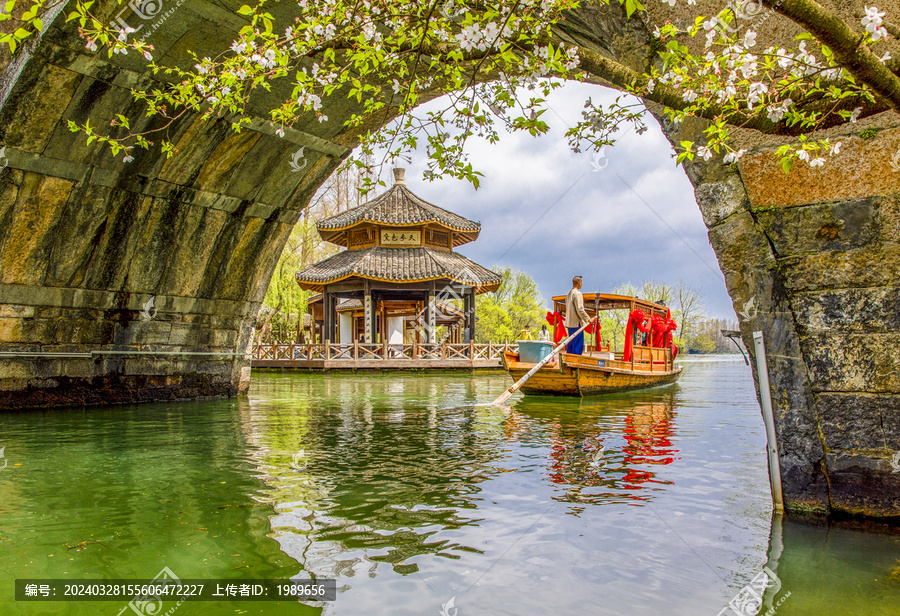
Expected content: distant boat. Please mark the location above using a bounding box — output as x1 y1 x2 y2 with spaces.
502 293 682 397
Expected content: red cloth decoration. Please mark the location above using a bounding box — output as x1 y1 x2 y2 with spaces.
650 314 668 347
546 311 567 344
623 310 650 362
663 309 678 357
664 319 678 347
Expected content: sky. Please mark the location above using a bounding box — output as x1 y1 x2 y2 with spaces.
365 81 737 320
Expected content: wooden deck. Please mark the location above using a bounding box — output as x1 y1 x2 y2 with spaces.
251 342 515 370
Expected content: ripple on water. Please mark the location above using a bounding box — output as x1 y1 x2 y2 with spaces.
2 360 899 615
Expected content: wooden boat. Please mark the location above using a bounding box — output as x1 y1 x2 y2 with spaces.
502 293 682 397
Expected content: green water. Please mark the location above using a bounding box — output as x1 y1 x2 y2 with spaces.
1 357 898 615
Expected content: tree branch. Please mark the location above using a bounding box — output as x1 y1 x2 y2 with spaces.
574 44 890 135
763 0 900 111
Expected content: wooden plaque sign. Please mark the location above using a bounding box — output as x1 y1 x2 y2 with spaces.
380 229 421 246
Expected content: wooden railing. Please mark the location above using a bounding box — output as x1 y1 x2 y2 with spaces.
252 342 517 362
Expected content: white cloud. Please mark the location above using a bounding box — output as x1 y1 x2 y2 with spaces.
365 82 736 319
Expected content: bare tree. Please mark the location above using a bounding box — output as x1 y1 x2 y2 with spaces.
674 282 705 342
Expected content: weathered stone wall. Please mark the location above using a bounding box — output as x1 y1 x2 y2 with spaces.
700 130 900 520
0 0 353 407
0 1 898 520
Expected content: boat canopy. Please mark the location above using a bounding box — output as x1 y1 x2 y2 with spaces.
550 293 671 318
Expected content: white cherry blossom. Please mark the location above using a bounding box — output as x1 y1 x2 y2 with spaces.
723 149 747 164
862 6 885 31
743 30 757 48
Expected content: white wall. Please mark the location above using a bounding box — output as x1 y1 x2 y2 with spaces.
388 316 404 344
339 312 353 344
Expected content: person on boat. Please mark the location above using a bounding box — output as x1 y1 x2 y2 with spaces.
565 276 590 355
538 324 550 342
519 324 534 340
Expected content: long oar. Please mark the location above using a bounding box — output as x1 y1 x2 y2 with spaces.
492 316 597 406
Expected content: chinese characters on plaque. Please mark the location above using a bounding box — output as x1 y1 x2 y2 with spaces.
381 229 421 246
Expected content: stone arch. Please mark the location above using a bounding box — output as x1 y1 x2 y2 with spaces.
0 2 898 520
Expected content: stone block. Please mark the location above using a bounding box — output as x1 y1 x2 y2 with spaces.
161 206 228 297
780 244 900 292
803 332 900 393
57 358 102 379
195 131 261 195
43 184 115 287
213 329 237 348
739 128 900 208
123 358 176 376
793 288 900 334
0 359 34 379
0 173 75 286
19 319 58 344
116 320 173 345
0 378 29 392
815 392 900 451
755 197 877 256
55 319 114 346
693 172 749 228
0 317 24 342
0 305 35 318
823 452 900 518
168 323 207 346
3 64 81 154
82 192 154 291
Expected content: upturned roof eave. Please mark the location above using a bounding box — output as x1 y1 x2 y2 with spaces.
295 272 501 295
315 184 481 234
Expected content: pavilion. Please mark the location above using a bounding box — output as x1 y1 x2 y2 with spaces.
296 168 501 345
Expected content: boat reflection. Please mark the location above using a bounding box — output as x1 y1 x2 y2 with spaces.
510 390 680 507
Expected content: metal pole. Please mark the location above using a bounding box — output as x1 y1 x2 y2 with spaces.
753 330 784 513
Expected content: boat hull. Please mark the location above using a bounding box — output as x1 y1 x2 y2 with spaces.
503 351 682 397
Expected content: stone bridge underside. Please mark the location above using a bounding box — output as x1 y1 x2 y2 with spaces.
0 1 898 520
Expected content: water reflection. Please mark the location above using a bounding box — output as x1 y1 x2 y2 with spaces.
504 392 680 508
758 514 900 616
241 375 692 594
242 375 510 579
2 362 899 616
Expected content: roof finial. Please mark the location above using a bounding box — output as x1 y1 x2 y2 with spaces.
393 167 406 186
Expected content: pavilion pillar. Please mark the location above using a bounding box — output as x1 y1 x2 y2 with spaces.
364 292 374 343
323 290 333 343
464 288 475 343
426 289 437 343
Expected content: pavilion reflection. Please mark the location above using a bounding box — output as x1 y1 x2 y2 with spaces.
236 381 507 578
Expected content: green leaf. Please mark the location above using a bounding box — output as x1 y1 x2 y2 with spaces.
780 156 793 174
624 0 644 18
237 4 254 15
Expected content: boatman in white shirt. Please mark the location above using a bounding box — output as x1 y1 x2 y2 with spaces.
565 276 591 355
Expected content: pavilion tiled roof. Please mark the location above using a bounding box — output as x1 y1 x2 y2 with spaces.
317 184 481 234
296 246 501 293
